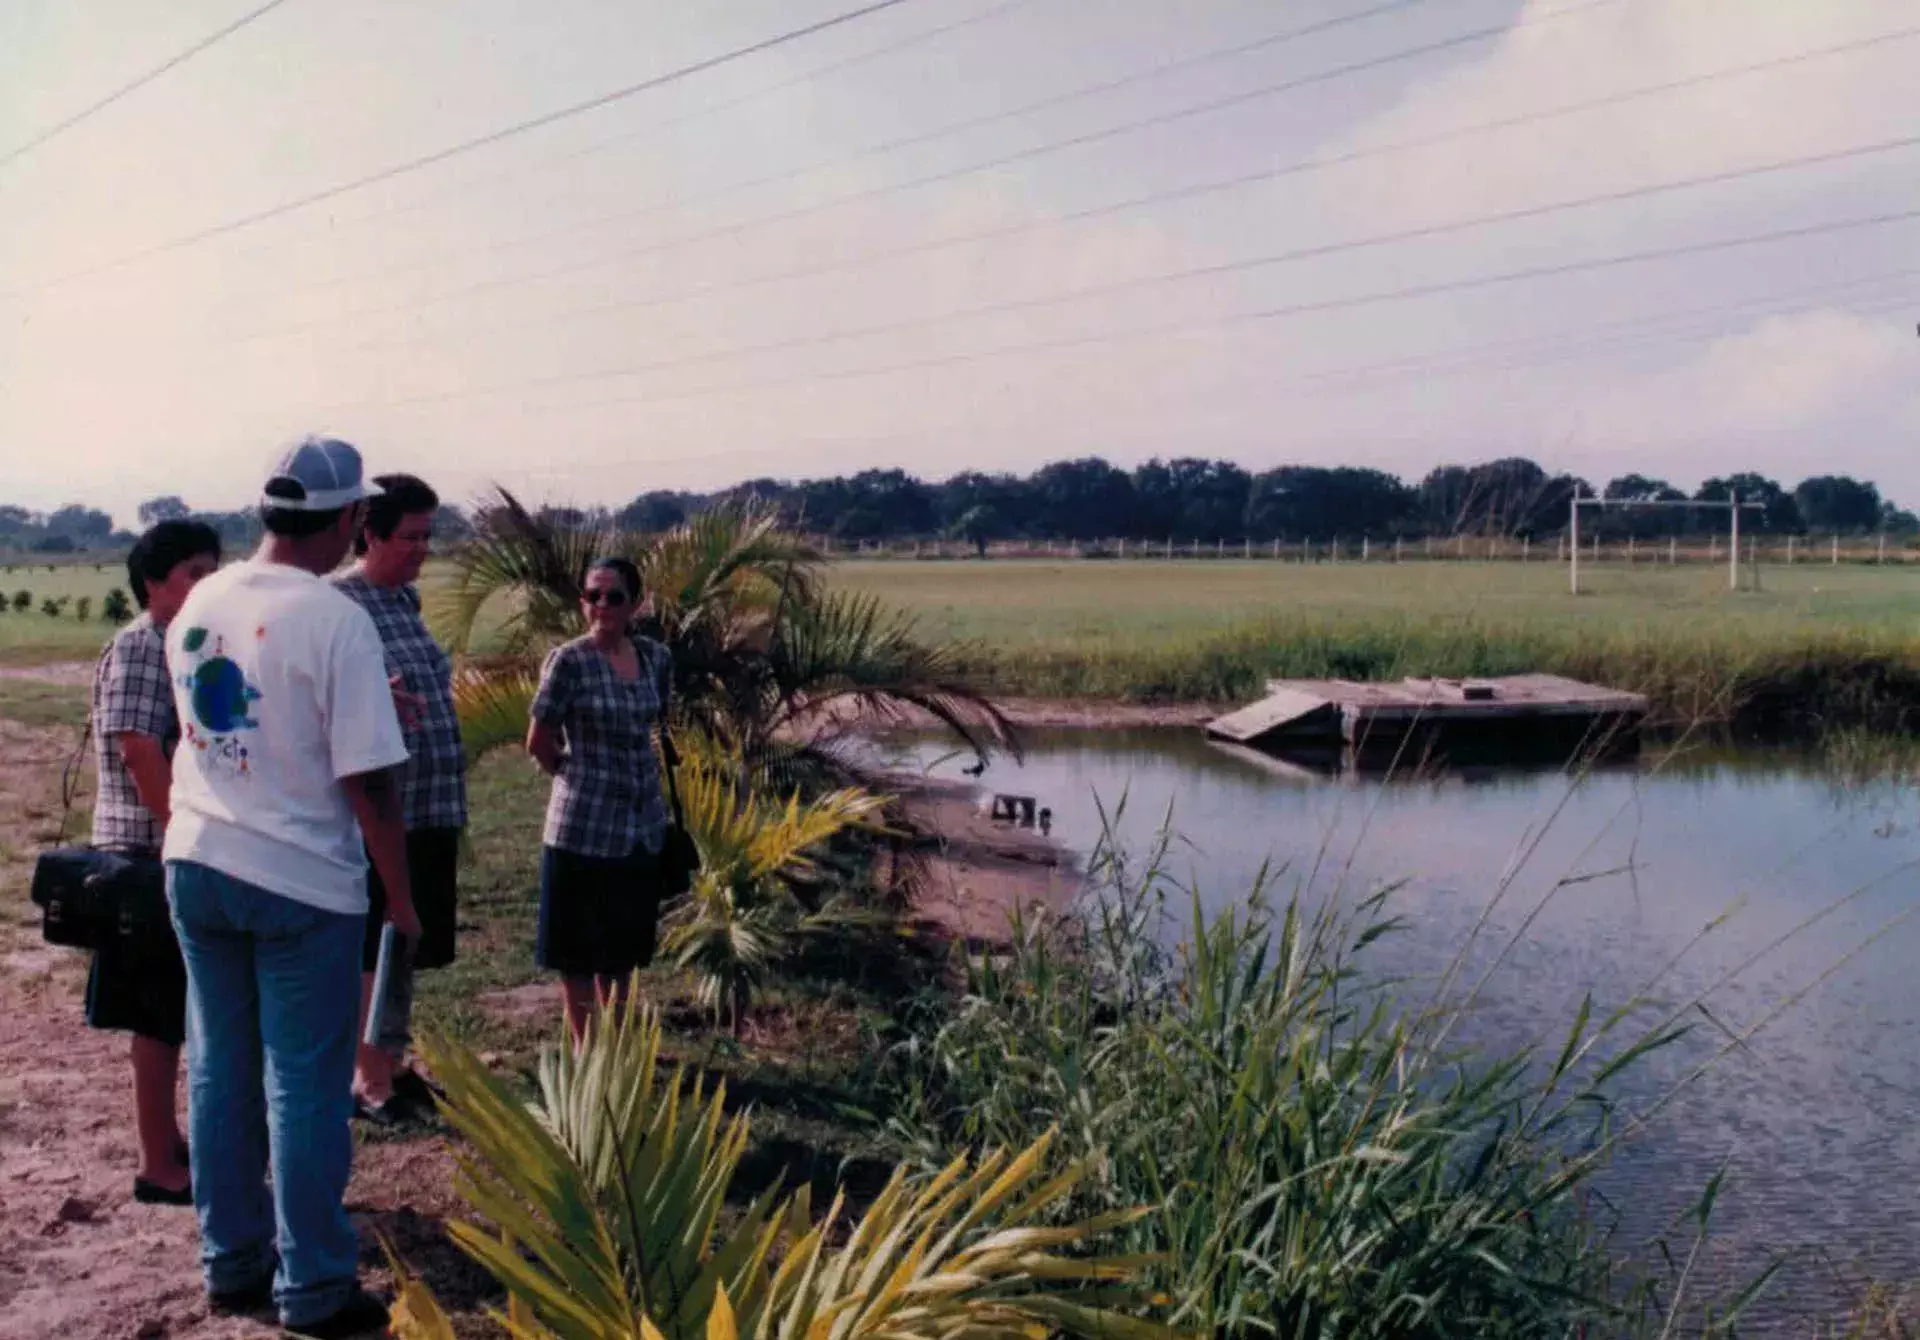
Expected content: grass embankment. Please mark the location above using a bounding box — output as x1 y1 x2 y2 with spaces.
837 560 1920 734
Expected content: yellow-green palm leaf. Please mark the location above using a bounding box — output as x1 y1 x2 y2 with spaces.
393 1000 1180 1340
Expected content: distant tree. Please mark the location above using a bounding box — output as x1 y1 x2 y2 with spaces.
137 496 192 526
31 534 76 554
949 504 1007 557
1245 466 1415 541
432 504 474 542
1880 503 1920 535
1029 457 1135 540
45 503 114 544
938 471 1036 535
40 597 65 617
1598 475 1688 538
617 491 689 534
10 590 30 613
1132 458 1252 541
1696 474 1801 534
102 588 134 623
74 595 92 622
1794 475 1882 534
1420 458 1573 536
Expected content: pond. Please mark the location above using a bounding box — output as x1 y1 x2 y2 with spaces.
876 728 1920 1329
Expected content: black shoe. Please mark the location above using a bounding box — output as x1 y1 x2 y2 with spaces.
285 1288 390 1338
352 1094 406 1127
392 1067 442 1108
133 1176 193 1207
209 1277 275 1316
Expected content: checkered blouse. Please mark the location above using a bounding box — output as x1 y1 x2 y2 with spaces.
333 574 468 832
90 614 176 854
529 633 673 858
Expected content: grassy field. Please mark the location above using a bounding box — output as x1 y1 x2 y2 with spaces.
834 559 1920 649
834 560 1920 728
0 562 133 664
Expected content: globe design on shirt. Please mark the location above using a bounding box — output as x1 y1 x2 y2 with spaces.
176 627 261 773
192 655 255 733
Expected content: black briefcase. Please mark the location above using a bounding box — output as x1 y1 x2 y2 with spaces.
29 847 171 953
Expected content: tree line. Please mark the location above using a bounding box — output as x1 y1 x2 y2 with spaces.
3 460 1911 555
614 458 1916 550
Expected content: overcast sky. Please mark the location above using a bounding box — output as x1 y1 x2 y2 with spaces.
3 0 1917 527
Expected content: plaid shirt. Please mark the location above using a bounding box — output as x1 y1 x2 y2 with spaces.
333 575 468 832
530 634 672 858
90 614 176 854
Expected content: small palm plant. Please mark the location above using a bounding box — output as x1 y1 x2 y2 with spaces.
665 739 891 1029
388 998 1178 1340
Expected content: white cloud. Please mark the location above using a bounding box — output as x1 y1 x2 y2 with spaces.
1571 307 1911 446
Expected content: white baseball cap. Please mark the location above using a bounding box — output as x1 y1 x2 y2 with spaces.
260 436 384 512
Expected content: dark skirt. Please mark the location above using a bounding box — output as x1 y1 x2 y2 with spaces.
85 928 188 1048
536 843 664 979
363 827 463 971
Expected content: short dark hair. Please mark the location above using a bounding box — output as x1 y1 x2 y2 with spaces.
127 520 221 610
260 503 350 539
355 473 440 556
588 556 642 603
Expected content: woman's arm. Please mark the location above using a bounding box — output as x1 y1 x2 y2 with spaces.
526 646 573 775
527 719 563 775
118 732 172 828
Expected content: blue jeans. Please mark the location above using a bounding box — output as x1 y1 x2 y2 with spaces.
167 860 364 1327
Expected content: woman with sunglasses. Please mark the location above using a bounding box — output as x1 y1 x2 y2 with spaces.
525 557 674 1043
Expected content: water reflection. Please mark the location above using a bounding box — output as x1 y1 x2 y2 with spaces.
877 728 1920 1329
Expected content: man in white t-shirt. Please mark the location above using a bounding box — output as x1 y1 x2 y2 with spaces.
164 436 419 1338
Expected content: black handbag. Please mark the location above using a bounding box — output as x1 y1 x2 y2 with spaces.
658 729 701 897
30 847 171 953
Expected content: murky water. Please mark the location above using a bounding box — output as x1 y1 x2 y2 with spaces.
878 729 1920 1328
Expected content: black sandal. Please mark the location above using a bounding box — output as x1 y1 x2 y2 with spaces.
133 1176 193 1206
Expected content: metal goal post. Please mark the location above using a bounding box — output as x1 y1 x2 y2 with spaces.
1568 493 1765 595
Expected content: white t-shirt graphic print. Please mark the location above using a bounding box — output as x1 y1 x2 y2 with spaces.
164 559 410 914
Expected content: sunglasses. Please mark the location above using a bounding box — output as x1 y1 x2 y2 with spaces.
583 587 631 607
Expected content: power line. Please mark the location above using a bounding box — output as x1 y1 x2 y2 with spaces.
225 0 1045 258
296 0 1445 294
0 0 921 297
356 133 1920 408
250 0 1616 330
430 275 1920 476
362 202 1920 420
311 21 1920 358
0 0 296 171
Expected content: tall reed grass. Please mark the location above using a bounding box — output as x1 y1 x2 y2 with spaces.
877 817 1785 1338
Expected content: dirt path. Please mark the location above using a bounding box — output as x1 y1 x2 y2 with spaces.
0 661 95 686
0 716 486 1340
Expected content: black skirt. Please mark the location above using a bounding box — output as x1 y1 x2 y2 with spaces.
363 827 463 971
536 843 664 979
85 928 187 1048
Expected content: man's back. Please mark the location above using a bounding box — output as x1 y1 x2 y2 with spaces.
165 558 406 914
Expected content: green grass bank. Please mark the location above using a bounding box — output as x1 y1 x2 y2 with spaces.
835 560 1920 735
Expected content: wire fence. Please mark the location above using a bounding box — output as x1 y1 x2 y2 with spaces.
816 533 1920 566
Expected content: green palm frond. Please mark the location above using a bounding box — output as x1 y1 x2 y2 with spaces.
640 502 819 639
452 665 540 757
430 488 613 654
394 1002 1180 1340
665 745 890 1025
766 589 1019 767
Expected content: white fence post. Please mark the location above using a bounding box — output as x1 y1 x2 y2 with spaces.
1833 534 1840 565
